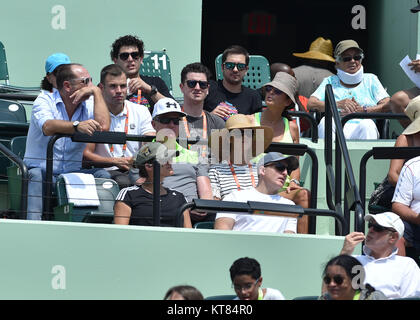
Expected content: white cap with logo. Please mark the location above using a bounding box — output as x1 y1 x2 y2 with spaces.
152 97 186 119
365 212 405 239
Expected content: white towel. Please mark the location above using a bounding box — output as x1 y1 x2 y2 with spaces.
61 173 100 207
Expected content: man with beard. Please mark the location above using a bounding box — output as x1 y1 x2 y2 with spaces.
203 45 262 119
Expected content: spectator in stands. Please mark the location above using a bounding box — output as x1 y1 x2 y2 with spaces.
82 64 155 189
292 37 335 99
110 35 173 112
114 142 192 227
253 72 311 229
41 53 71 93
319 254 386 300
130 97 214 224
214 152 298 233
24 63 111 220
179 62 225 167
392 154 420 264
203 45 262 118
164 285 204 300
341 212 420 299
386 57 420 128
230 257 285 300
307 39 390 139
369 96 420 213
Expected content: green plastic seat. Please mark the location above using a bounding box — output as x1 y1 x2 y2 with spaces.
215 54 271 89
0 41 40 93
292 295 319 300
140 50 173 94
193 221 214 229
7 136 26 212
0 99 27 122
54 177 120 223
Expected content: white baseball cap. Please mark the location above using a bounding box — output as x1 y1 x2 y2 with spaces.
152 97 186 119
365 212 404 239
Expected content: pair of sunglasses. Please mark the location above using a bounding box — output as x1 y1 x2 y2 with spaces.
119 51 141 61
340 54 364 62
323 275 344 285
367 222 395 233
156 117 181 125
71 77 92 85
223 62 247 71
185 80 209 89
265 85 283 95
266 162 290 174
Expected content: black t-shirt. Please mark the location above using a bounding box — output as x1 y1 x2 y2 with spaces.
203 79 263 115
116 185 187 227
126 75 173 114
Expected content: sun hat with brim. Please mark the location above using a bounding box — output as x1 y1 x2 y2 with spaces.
133 142 178 167
209 114 273 163
365 212 404 239
293 37 335 63
257 152 299 173
334 39 363 57
402 95 420 135
45 53 71 74
263 72 298 104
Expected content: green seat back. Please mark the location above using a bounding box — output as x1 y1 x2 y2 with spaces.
292 295 319 300
140 50 173 93
215 54 271 89
0 41 9 83
0 99 27 122
193 221 214 229
7 136 26 212
54 177 120 223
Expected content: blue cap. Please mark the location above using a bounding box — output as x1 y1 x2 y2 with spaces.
45 53 71 74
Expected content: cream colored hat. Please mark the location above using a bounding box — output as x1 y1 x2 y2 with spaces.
402 95 420 135
263 72 298 104
293 37 335 63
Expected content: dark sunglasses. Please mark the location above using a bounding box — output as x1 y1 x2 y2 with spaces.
265 85 283 95
266 162 290 174
223 62 247 71
185 80 209 89
156 117 180 125
119 51 141 61
368 222 395 233
340 54 364 63
71 77 92 85
323 275 344 285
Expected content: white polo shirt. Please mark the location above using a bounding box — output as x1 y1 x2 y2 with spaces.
355 246 420 299
392 156 420 213
95 100 155 170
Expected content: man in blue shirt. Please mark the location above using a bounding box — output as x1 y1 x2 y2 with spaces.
24 63 111 220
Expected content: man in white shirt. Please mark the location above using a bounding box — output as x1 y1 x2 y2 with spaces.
214 152 299 233
83 64 155 188
341 212 420 299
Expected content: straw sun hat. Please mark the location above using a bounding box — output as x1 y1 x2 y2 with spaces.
402 95 420 135
293 37 335 63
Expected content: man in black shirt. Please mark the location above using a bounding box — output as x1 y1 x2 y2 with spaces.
203 45 262 118
110 35 173 113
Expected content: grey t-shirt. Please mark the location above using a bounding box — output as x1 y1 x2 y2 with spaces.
293 65 333 98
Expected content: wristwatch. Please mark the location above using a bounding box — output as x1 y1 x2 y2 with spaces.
149 84 158 96
290 179 300 186
72 121 80 132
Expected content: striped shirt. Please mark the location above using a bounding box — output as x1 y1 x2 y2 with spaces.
209 162 258 199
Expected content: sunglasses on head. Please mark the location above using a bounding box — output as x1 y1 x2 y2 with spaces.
185 80 209 89
368 222 395 233
223 62 247 71
265 85 283 95
71 77 92 85
323 275 344 285
118 51 141 61
340 54 364 63
156 117 180 125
